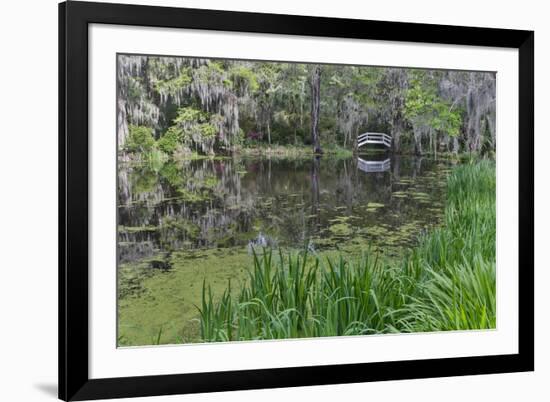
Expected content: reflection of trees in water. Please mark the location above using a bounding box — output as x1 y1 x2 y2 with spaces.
118 158 251 261
411 156 423 180
310 156 321 235
341 158 356 214
118 155 446 262
392 154 401 181
387 154 425 183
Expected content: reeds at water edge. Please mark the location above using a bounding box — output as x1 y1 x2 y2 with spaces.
197 160 496 341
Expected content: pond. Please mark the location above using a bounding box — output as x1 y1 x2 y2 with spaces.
117 154 453 345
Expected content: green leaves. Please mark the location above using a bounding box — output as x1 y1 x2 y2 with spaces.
404 73 463 137
431 102 462 137
156 107 220 155
229 65 259 94
125 125 156 153
173 106 209 125
157 126 183 154
154 67 192 96
193 61 228 87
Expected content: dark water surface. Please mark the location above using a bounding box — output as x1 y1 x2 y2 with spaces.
118 154 452 263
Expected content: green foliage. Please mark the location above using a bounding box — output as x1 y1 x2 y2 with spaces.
125 125 156 153
352 67 383 109
229 65 259 93
154 67 192 96
255 63 282 101
164 107 220 154
404 74 435 118
127 76 145 101
119 55 494 157
404 73 462 137
432 103 462 137
234 128 245 146
401 160 496 330
197 161 496 341
208 60 225 74
173 106 209 125
193 61 229 87
199 123 217 138
157 126 184 154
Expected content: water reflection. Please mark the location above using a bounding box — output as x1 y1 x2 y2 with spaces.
357 157 391 173
118 155 450 263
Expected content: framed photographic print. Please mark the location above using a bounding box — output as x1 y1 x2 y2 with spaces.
59 1 534 400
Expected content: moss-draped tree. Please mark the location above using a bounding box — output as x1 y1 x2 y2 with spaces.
117 55 496 157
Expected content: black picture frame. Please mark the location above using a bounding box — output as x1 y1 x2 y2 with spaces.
59 1 534 400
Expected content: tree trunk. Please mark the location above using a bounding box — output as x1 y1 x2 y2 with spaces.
310 65 322 154
392 118 402 153
429 128 437 159
452 136 459 154
486 113 496 151
413 127 423 156
352 127 359 154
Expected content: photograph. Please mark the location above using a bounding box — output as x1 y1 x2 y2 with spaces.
116 54 497 347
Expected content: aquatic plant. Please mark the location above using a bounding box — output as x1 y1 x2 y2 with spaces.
198 250 413 341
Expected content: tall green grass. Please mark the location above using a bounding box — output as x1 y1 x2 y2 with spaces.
197 160 496 341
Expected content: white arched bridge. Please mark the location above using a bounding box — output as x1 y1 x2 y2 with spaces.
356 132 392 173
357 132 392 149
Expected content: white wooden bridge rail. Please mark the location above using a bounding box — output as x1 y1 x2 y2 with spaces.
357 132 392 148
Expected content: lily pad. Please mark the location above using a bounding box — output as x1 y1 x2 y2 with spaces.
392 191 408 198
328 223 353 236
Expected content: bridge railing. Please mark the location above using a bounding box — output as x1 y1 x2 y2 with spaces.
357 132 392 148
